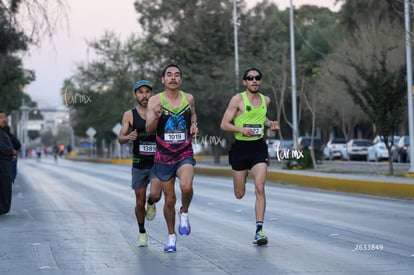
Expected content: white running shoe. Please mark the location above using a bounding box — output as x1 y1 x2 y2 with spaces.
164 234 176 252
138 232 148 247
178 211 191 235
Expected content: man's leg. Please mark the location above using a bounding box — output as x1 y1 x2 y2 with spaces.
162 178 177 234
134 187 147 227
251 162 268 245
148 177 162 203
251 162 267 222
162 177 178 252
134 187 149 246
0 160 12 214
232 169 248 199
176 164 194 213
146 177 162 221
176 163 194 235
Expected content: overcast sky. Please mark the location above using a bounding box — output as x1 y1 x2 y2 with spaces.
21 0 340 109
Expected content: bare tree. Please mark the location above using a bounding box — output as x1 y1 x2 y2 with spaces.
1 0 69 46
317 62 368 141
321 19 406 175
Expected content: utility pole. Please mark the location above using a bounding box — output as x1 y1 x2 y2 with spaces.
404 0 414 173
233 0 240 91
290 0 298 149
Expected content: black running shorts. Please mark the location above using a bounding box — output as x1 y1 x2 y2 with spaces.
228 139 269 171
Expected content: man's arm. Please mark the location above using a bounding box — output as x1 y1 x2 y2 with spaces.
8 133 21 151
146 95 161 133
0 130 13 157
263 96 280 131
117 110 135 144
186 93 199 136
220 95 254 136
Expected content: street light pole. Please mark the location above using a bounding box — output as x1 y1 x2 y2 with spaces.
290 0 299 149
404 0 414 173
233 0 240 91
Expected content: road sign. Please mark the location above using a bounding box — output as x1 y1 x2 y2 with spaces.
86 127 96 138
112 123 122 135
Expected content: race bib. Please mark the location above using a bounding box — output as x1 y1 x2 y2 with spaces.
139 142 156 155
243 124 262 137
164 130 187 143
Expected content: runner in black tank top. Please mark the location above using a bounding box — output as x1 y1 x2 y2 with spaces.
131 108 156 169
118 80 162 247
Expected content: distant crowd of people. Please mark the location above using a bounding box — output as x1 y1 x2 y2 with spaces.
25 144 68 159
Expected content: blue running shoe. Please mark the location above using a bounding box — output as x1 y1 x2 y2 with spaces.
178 211 191 235
164 234 176 252
253 230 268 246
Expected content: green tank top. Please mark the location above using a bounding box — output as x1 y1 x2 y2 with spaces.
234 91 267 141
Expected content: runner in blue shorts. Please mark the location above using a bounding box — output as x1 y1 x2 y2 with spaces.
146 64 199 252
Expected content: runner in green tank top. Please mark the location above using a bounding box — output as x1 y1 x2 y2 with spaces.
221 67 279 246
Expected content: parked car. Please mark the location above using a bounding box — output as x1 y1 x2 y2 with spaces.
391 135 410 163
267 139 294 160
266 139 280 159
297 136 324 162
367 142 389 162
192 143 204 155
341 139 373 161
372 135 400 145
323 138 347 160
276 139 295 160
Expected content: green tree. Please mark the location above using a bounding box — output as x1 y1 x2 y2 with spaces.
63 32 151 154
0 2 33 113
337 0 404 32
134 0 245 161
135 0 237 135
287 5 346 144
0 0 68 113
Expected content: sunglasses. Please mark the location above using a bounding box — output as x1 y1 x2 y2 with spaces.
245 75 262 81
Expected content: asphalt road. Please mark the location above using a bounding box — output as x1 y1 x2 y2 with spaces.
1 157 413 274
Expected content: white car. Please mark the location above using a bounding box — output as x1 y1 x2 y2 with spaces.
267 139 295 160
367 142 389 162
323 138 346 160
341 139 373 161
372 135 400 145
192 143 204 155
266 139 280 159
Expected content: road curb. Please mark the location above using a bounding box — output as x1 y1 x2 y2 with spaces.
266 171 414 200
194 166 414 200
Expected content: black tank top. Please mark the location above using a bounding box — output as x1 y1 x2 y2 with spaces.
131 108 156 169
